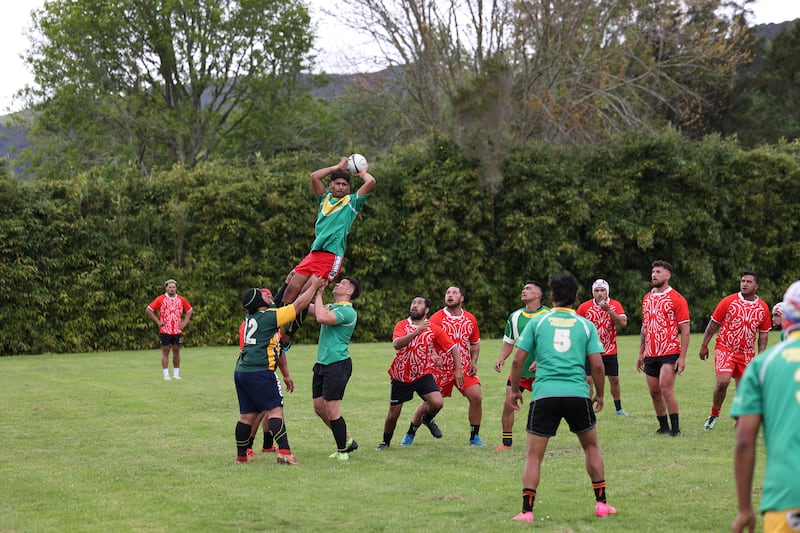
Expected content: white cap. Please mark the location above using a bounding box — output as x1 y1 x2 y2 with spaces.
781 281 800 325
772 302 784 316
592 279 610 296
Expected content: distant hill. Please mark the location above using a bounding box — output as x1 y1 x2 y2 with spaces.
0 117 29 162
1 19 796 164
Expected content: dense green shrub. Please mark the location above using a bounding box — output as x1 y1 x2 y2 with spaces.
1 134 798 354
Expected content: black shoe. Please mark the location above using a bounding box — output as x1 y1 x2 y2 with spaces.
344 438 359 453
375 442 389 451
670 430 682 437
656 428 670 435
423 419 443 438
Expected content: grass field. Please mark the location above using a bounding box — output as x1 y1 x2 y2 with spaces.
1 333 776 532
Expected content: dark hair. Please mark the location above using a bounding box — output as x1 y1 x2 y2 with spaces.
652 260 673 272
549 274 579 307
331 170 351 183
413 295 432 311
741 270 758 283
525 280 545 297
241 288 266 313
344 276 361 300
449 285 465 299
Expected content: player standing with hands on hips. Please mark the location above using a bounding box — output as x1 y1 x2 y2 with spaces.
146 279 193 381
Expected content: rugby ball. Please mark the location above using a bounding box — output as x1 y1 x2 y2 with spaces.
346 153 368 174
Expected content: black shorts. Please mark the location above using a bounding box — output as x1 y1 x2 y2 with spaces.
585 354 619 377
159 333 182 346
389 374 440 405
526 396 597 437
643 354 679 377
312 359 353 401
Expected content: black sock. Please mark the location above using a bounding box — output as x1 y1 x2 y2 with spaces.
235 422 252 457
407 423 420 435
502 432 513 447
592 479 607 503
274 282 289 307
268 417 289 451
247 435 255 449
382 432 393 445
421 412 434 425
470 424 480 439
263 431 274 450
657 415 669 432
522 488 536 513
330 416 348 450
285 309 308 338
669 413 680 433
614 400 622 411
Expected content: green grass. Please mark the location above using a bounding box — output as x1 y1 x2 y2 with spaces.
0 334 775 532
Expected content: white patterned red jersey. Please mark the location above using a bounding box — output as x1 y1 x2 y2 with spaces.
576 298 626 355
710 293 771 356
427 307 480 375
388 319 456 383
147 293 192 335
641 287 689 358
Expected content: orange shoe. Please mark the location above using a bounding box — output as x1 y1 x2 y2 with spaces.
276 450 299 466
246 448 258 459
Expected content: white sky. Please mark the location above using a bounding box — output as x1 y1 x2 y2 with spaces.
1 0 798 113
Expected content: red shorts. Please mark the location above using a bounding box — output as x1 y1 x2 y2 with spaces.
435 372 481 397
714 346 751 380
506 376 534 392
294 251 343 282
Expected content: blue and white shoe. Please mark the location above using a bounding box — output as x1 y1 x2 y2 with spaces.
469 435 486 447
400 433 414 446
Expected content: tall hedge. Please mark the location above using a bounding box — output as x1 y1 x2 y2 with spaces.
1 132 798 355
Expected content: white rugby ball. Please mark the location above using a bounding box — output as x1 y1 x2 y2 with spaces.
346 153 368 174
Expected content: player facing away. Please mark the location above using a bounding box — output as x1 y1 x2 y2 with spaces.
493 280 550 450
698 271 771 431
507 274 616 523
273 158 376 351
576 279 629 415
376 296 461 450
233 276 324 464
236 288 296 459
731 281 800 533
146 279 193 381
405 285 484 446
637 260 690 436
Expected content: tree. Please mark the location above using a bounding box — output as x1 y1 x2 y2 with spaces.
727 20 800 146
18 0 316 176
335 0 754 157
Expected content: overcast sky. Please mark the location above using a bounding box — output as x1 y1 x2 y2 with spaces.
2 0 799 113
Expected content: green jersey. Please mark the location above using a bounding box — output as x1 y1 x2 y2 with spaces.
317 302 357 365
515 307 604 400
504 305 551 379
310 192 368 257
730 330 800 513
236 306 296 372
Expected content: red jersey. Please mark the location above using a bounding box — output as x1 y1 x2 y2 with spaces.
388 319 456 383
641 287 689 358
576 298 626 356
710 293 771 356
427 307 480 375
147 293 192 335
